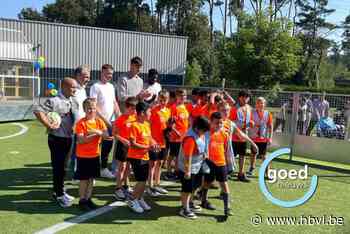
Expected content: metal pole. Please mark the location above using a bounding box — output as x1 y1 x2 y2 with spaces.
289 92 300 160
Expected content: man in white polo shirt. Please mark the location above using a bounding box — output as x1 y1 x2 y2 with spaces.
90 64 121 179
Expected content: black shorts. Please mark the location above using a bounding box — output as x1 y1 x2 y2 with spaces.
252 142 268 156
76 157 100 180
127 158 149 182
114 140 128 162
149 148 167 161
232 141 247 156
178 171 203 193
169 142 181 158
204 160 228 183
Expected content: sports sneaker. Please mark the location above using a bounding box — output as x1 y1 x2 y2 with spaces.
123 185 134 194
138 197 151 211
100 168 115 179
146 187 161 197
56 195 73 208
127 199 144 213
163 172 176 181
114 188 126 201
78 199 90 211
201 200 216 210
246 167 255 176
189 201 202 213
237 173 251 182
63 192 75 202
87 199 99 209
179 207 197 219
154 186 168 195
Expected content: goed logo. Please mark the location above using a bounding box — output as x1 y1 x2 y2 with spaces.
259 148 318 208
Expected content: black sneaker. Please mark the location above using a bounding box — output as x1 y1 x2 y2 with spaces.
237 173 251 182
78 199 91 211
179 207 197 219
163 172 175 181
87 199 99 209
201 200 216 210
246 167 255 176
224 208 233 216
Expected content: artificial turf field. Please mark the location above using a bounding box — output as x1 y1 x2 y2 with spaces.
0 121 350 234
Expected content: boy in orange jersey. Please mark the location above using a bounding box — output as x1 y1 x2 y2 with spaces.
165 89 190 180
230 90 255 182
147 91 171 196
127 101 159 213
201 112 232 216
75 98 112 211
247 97 273 177
191 90 210 120
113 97 137 200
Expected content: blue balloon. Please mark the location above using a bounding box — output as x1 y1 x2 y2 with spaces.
47 82 55 89
34 61 41 71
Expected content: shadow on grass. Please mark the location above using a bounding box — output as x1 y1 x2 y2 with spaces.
0 163 223 223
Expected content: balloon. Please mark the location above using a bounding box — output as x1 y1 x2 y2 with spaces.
47 82 55 89
38 56 45 63
34 61 41 71
50 89 58 96
45 89 51 96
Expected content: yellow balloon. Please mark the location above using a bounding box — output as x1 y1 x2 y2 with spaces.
38 56 45 63
50 89 58 96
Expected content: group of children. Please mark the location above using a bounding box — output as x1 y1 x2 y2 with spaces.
73 88 274 219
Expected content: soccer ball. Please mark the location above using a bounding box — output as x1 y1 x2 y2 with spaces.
47 112 62 126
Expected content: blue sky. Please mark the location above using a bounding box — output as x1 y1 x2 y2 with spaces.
1 0 349 42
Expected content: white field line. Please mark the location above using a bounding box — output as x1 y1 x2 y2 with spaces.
34 201 126 234
34 181 178 234
0 123 28 140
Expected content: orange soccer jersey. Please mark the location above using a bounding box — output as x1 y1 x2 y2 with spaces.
191 103 217 119
182 136 198 158
114 113 136 139
150 105 171 148
169 104 190 142
128 121 152 160
209 129 229 166
75 117 107 158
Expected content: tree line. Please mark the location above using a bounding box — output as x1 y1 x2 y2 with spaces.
18 0 350 91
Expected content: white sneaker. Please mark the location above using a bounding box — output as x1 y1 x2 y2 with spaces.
56 195 73 208
114 188 126 200
154 186 168 195
128 199 144 213
138 197 151 211
100 168 115 179
63 192 75 202
146 187 160 197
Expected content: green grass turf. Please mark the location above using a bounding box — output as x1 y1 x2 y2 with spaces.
0 123 24 138
0 121 350 234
